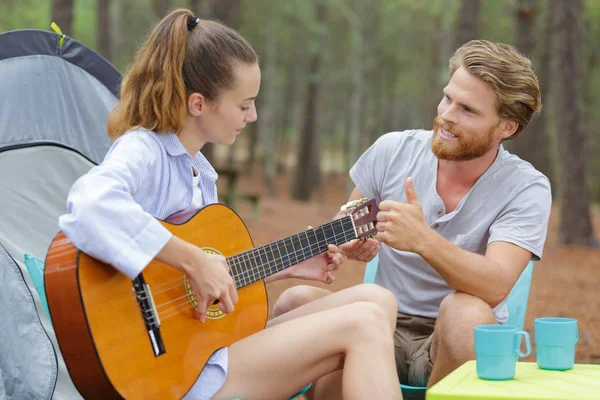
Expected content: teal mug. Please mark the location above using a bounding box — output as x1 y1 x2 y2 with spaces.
535 317 578 370
474 325 531 380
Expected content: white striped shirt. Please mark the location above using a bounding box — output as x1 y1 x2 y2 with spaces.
59 128 228 399
59 128 218 279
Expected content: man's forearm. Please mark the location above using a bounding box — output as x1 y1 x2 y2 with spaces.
417 231 513 307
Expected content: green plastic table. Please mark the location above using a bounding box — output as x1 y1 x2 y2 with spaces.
427 361 600 400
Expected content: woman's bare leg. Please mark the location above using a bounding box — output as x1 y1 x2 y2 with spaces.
267 283 398 400
213 300 402 400
272 285 333 318
269 283 397 332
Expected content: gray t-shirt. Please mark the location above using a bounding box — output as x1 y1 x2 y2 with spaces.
350 130 552 323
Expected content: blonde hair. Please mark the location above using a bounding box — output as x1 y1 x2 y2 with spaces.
107 9 257 140
449 40 541 139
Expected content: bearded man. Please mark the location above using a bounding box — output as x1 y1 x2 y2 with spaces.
272 40 552 395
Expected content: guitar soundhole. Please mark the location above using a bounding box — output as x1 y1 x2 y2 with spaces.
182 247 227 320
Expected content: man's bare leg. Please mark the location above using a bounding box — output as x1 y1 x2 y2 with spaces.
427 292 496 387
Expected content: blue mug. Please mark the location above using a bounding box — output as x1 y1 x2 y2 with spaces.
535 317 578 370
474 325 531 380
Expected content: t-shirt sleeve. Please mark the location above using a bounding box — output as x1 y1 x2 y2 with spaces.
349 131 406 203
488 175 552 260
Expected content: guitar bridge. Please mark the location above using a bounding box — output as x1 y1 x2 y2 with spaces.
133 275 166 357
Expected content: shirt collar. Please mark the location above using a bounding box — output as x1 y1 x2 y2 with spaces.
156 133 218 181
193 151 218 181
156 133 188 157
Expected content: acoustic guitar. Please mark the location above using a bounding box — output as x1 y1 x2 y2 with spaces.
44 198 378 399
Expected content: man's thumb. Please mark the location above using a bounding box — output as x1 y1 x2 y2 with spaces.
405 177 421 206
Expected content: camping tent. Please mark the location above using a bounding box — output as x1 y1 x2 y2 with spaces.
0 29 120 399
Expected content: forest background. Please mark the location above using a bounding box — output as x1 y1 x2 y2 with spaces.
3 0 599 364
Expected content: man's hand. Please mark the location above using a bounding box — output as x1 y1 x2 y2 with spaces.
376 177 429 253
340 238 379 262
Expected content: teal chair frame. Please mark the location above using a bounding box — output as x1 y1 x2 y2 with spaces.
363 254 535 399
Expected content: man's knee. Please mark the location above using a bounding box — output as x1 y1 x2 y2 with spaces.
272 285 331 318
438 292 495 325
435 292 496 353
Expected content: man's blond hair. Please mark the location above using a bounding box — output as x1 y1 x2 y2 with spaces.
449 40 541 139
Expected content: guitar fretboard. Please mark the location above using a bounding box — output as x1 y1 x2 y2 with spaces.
227 216 356 289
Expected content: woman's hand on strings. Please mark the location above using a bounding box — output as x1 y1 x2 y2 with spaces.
156 236 237 322
186 251 238 322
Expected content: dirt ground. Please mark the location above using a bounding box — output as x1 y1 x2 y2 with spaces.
219 166 600 365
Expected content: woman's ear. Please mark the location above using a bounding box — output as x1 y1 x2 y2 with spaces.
187 93 206 117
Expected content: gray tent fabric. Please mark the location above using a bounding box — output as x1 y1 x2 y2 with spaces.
0 245 56 400
0 29 119 399
0 56 115 162
0 29 121 98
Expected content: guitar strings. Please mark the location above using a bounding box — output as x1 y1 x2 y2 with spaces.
153 233 344 318
157 221 366 320
151 276 185 290
141 224 350 301
139 224 352 298
142 227 354 312
148 229 357 321
160 303 196 321
228 223 353 281
147 277 185 296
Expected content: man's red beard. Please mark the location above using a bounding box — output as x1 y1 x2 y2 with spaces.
431 117 496 161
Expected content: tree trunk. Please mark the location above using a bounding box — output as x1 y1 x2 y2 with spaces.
552 0 598 246
346 0 365 195
275 35 299 174
509 0 555 192
97 0 111 61
453 0 481 51
260 15 278 197
51 0 74 36
291 1 327 201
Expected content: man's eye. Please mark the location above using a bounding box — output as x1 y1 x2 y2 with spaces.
241 107 250 111
464 107 472 113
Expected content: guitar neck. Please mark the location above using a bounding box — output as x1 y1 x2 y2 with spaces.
227 215 356 289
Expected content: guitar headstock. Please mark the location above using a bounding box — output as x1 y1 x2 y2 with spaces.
340 198 379 239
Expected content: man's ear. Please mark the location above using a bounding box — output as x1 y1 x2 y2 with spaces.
499 118 519 140
187 92 206 117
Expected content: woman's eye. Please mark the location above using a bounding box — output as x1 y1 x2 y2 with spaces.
241 106 250 111
464 106 472 113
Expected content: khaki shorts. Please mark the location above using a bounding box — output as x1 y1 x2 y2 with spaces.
394 312 436 387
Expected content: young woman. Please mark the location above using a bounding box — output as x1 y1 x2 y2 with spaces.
59 9 401 400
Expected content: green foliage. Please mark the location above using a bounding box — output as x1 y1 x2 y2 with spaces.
0 0 49 32
1 0 599 204
73 0 96 50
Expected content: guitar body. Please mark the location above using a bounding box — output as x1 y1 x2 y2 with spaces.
45 204 267 399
